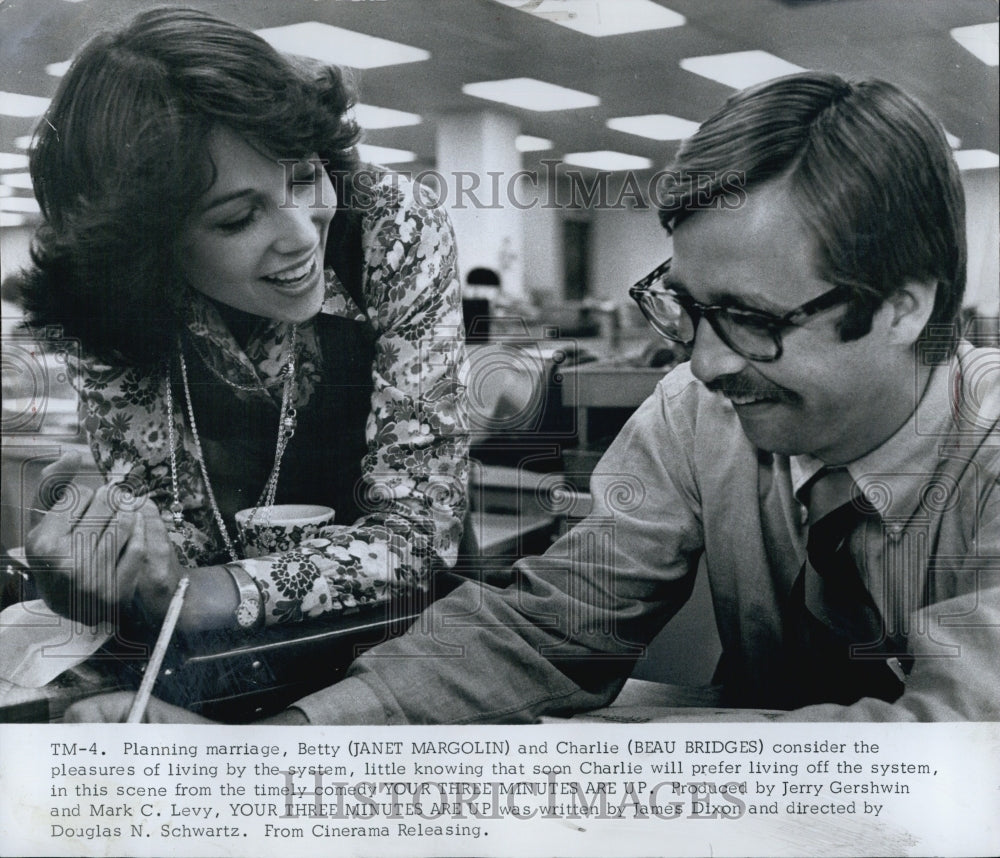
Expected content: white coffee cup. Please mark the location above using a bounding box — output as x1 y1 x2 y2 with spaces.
234 504 335 559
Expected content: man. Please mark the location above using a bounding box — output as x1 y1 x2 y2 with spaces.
72 71 999 723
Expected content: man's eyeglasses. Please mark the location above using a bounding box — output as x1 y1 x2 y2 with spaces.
628 258 853 362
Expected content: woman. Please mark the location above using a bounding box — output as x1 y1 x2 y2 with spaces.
21 8 468 642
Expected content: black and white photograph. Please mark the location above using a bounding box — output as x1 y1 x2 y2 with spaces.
1 1 998 856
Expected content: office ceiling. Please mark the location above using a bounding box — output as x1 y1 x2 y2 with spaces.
1 0 997 224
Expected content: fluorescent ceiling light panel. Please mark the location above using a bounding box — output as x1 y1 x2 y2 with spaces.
607 114 700 141
352 104 422 129
15 136 34 150
0 153 30 170
493 0 684 37
0 196 41 213
0 213 27 227
680 50 806 89
0 186 13 197
950 22 999 66
945 130 962 149
0 173 33 190
463 78 599 111
46 60 72 77
257 22 429 69
954 149 999 170
357 144 417 164
563 150 651 171
516 135 554 152
0 92 51 117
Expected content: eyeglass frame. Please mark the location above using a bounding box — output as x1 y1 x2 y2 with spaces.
628 258 854 362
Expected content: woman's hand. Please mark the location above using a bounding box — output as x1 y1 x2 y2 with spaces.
129 501 188 624
63 691 212 723
25 457 185 626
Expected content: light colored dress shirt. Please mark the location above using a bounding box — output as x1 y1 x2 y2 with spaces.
296 342 999 723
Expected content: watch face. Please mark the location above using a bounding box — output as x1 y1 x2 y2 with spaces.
236 598 261 629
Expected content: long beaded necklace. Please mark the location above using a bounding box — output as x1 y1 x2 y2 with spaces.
164 325 299 562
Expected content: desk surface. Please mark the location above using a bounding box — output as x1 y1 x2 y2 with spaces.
543 679 784 723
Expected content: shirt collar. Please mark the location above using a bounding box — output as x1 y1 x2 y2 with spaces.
184 267 355 406
790 351 955 520
319 266 366 322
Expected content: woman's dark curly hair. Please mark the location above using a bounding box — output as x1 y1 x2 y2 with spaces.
21 6 364 366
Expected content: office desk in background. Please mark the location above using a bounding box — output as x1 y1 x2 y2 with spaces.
559 362 665 448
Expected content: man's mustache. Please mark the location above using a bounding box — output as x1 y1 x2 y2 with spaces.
707 373 797 402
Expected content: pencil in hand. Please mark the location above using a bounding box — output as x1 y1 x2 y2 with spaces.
126 576 189 723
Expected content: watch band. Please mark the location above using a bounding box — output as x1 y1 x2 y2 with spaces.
224 563 264 631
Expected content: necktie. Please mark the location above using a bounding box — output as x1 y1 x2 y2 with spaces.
787 467 907 707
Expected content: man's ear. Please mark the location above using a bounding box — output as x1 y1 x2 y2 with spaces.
884 279 937 345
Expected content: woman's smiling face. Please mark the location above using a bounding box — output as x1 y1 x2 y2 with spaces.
175 127 336 322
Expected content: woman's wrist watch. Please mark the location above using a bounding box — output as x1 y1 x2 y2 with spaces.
223 563 264 631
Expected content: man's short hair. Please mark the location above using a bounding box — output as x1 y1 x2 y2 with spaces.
656 72 966 348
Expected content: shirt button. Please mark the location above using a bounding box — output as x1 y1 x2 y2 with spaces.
799 504 809 527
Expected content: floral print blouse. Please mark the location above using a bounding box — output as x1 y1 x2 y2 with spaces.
71 172 469 625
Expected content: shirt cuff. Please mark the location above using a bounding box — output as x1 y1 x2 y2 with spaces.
293 676 389 725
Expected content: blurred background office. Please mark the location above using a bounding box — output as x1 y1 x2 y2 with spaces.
2 0 997 685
